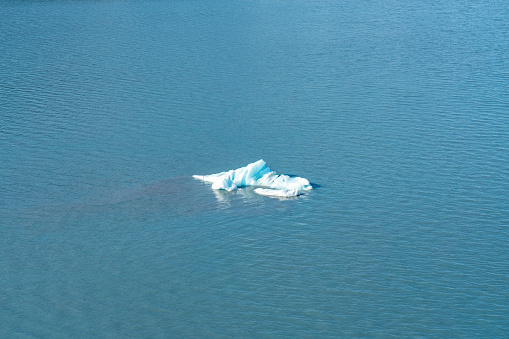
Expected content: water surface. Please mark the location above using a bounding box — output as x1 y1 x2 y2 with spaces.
1 0 508 337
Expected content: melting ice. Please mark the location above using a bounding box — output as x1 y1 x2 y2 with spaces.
193 159 312 197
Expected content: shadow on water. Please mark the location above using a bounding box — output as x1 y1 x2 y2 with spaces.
310 182 322 189
20 176 314 223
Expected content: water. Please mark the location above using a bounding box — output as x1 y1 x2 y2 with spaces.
1 0 508 337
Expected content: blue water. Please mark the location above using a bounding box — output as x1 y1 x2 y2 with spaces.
1 0 508 337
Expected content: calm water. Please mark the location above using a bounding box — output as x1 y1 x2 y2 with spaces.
1 0 508 337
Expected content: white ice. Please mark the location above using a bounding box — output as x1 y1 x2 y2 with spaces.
253 188 300 197
193 159 312 197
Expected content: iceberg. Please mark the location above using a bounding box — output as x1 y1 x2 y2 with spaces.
193 159 312 197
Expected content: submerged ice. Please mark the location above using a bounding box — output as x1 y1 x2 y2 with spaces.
193 159 312 197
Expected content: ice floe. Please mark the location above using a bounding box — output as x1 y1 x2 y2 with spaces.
193 159 312 197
